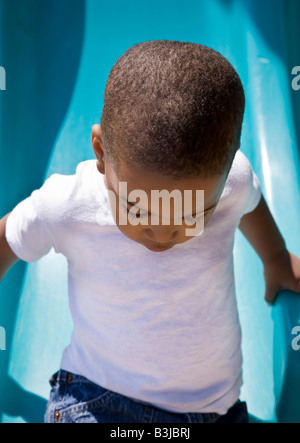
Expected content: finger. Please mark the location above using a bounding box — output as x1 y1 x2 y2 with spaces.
264 289 277 305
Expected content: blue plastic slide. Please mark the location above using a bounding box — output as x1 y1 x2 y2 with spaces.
0 0 299 423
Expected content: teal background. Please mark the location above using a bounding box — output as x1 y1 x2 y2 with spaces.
0 0 299 423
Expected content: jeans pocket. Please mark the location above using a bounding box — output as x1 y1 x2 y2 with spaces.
49 386 117 423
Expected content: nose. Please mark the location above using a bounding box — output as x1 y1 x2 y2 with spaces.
144 226 179 243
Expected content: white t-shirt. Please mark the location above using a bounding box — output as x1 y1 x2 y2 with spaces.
5 150 261 415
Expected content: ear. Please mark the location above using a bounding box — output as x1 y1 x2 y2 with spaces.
91 124 105 174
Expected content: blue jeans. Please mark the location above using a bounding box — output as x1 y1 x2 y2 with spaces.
44 370 249 423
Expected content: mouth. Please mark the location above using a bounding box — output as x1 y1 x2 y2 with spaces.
144 243 173 252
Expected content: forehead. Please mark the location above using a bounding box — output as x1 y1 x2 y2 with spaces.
105 159 228 207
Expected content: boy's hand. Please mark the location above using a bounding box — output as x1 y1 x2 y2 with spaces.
263 249 300 305
238 195 300 305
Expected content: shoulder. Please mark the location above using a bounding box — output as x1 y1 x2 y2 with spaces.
219 150 261 215
222 150 259 197
39 160 99 199
229 150 256 183
33 160 105 220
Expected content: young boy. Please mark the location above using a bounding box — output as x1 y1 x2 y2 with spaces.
0 40 300 424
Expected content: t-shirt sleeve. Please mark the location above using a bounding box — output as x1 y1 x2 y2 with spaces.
5 176 57 263
242 168 261 215
238 151 262 216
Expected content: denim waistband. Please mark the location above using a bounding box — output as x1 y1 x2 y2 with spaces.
50 370 90 386
48 370 246 423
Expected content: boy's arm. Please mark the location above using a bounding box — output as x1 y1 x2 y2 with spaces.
0 213 19 281
238 194 300 304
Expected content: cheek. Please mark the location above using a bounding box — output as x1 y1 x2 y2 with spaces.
114 206 144 240
181 212 213 238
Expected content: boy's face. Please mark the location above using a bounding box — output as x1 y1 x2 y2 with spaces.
92 125 233 252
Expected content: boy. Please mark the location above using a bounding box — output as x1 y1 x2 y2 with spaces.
0 40 300 423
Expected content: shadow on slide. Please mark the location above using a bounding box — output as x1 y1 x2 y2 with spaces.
0 0 85 423
0 0 299 423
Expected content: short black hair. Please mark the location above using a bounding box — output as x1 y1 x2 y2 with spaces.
101 40 245 179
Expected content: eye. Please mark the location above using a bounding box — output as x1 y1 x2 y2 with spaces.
121 204 148 220
184 212 207 224
128 208 148 220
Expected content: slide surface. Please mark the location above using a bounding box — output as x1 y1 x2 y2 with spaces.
0 0 299 423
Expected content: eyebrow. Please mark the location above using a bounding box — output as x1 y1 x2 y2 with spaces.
124 199 217 216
